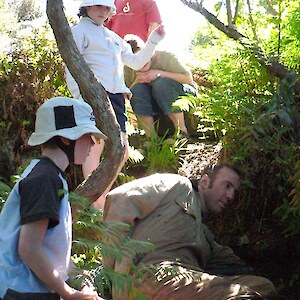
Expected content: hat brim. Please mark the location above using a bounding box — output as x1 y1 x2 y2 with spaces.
28 126 107 146
79 2 116 11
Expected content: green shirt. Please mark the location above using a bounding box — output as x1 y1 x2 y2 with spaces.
124 51 190 88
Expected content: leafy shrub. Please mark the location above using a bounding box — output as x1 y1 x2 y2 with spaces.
0 25 69 179
140 131 188 175
0 180 11 211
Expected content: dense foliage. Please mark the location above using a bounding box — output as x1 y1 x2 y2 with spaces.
0 18 69 179
186 1 300 295
0 0 299 298
188 0 300 238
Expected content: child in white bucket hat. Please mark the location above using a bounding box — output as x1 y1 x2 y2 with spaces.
0 97 105 300
65 0 165 209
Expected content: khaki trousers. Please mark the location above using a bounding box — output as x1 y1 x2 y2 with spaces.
122 262 281 300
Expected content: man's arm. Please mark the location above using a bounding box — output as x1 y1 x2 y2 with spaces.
103 175 166 273
104 174 183 224
136 69 193 85
103 174 189 270
135 50 193 85
104 174 191 299
203 225 253 275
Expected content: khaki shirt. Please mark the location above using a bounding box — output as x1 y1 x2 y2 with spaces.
124 51 191 88
103 173 242 274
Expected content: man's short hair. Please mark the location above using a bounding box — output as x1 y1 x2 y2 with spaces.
201 163 243 182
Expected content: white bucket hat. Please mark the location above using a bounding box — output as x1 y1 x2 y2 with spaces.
28 97 107 146
79 0 116 11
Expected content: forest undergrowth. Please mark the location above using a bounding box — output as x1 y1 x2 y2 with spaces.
1 0 300 297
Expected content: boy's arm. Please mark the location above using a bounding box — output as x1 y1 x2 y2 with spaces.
122 25 165 70
147 22 160 37
18 219 101 300
146 0 162 37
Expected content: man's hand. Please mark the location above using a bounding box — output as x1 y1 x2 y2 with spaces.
136 69 161 83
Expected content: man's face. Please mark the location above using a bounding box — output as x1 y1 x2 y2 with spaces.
200 167 240 215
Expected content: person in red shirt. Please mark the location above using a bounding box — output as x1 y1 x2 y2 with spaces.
106 0 162 42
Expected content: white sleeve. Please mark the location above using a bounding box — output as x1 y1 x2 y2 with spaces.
121 31 164 70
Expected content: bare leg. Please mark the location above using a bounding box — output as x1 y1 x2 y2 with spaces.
82 138 105 179
91 132 129 210
137 115 156 137
167 112 188 134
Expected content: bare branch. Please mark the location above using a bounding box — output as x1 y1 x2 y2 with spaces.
226 0 234 28
246 0 259 43
233 0 240 25
179 0 300 96
180 0 247 40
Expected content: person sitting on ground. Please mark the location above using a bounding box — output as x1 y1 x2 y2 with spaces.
105 0 162 42
103 163 282 299
65 0 165 210
124 34 197 138
0 97 106 300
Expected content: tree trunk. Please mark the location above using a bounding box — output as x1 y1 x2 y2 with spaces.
46 0 124 202
180 0 300 97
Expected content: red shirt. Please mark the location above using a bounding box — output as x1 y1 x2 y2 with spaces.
106 0 162 42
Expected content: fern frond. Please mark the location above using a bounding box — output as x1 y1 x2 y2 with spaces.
120 237 156 259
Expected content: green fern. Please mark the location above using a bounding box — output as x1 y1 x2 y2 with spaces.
68 192 158 299
141 130 188 174
0 180 11 211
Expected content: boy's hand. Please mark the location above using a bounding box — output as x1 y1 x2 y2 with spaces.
65 286 105 299
82 285 105 299
148 24 165 45
155 24 165 36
